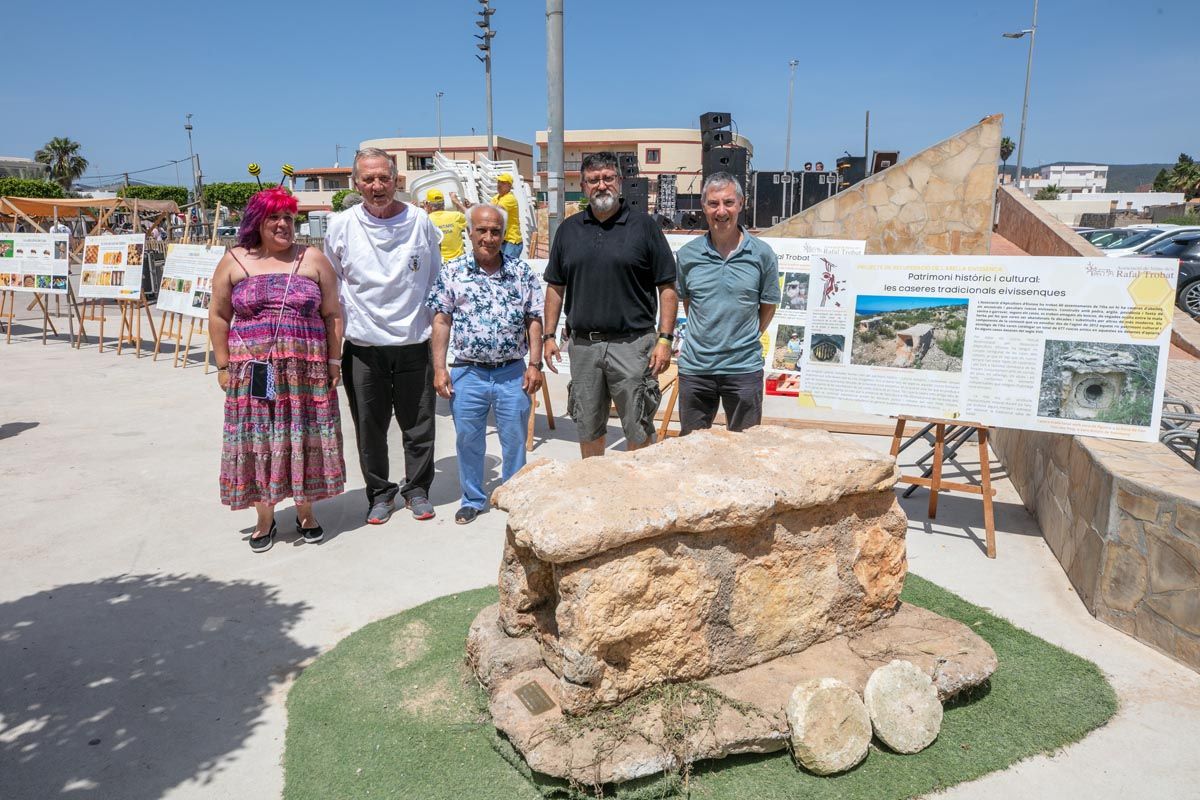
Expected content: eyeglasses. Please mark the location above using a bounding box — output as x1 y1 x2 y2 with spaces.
582 174 620 187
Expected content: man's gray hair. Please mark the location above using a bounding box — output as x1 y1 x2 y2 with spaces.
701 171 745 202
352 147 398 181
580 151 620 177
467 203 508 232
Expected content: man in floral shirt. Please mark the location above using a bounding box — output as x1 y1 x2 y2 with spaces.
428 204 545 524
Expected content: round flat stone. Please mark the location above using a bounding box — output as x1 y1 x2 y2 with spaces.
786 677 872 775
864 659 943 754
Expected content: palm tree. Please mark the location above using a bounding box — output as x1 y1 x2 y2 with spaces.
1164 154 1200 200
35 137 89 192
1000 137 1015 182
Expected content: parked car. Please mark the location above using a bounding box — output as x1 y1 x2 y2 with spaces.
1080 228 1132 246
1142 233 1200 316
216 225 239 238
1106 226 1200 258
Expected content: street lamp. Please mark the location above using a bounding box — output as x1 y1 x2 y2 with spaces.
184 113 198 202
475 1 496 160
1003 0 1039 195
335 143 346 168
435 91 445 151
783 58 799 218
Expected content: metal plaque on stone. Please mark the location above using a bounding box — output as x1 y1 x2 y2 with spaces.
514 681 555 716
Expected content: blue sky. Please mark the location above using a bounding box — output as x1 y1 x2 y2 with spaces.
855 295 969 314
4 0 1197 185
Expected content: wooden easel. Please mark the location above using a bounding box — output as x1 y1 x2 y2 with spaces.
114 296 158 357
1 290 15 344
525 381 556 451
657 365 681 439
889 415 997 559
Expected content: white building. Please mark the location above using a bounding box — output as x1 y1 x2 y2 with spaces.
1018 164 1108 196
0 156 50 180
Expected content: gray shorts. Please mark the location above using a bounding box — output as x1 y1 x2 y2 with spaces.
567 331 661 444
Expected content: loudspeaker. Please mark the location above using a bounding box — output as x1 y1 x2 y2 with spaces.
623 177 650 212
618 153 639 178
799 171 835 211
702 129 732 150
699 111 731 131
702 146 748 181
752 171 792 228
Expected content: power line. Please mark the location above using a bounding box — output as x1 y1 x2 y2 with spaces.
81 157 191 181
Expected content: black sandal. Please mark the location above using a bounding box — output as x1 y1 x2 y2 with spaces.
299 523 324 544
250 520 277 553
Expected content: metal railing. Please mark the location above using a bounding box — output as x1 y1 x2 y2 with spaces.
537 160 581 172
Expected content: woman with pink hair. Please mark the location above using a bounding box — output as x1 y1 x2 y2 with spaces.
209 188 346 552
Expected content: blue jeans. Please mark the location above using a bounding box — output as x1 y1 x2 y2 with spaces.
449 362 531 509
500 241 523 260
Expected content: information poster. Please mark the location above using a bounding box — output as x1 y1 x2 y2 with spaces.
78 234 145 300
665 234 866 394
798 254 1178 442
0 233 70 295
758 238 865 394
157 243 224 318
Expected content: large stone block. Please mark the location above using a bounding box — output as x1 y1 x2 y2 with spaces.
491 427 906 714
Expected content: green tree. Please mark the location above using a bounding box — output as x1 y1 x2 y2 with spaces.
1034 184 1062 200
34 137 89 192
1000 137 1015 177
202 182 285 209
331 189 360 212
1156 153 1200 200
0 177 66 199
119 185 189 207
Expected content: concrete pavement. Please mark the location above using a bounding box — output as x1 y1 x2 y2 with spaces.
1 311 1198 799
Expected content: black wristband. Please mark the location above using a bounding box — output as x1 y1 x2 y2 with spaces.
541 332 556 342
657 330 674 341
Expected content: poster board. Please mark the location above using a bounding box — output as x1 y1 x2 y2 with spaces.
78 234 146 300
157 243 224 318
0 233 70 294
798 254 1178 443
664 234 867 394
758 237 866 393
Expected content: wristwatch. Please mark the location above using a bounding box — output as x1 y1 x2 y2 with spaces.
541 332 556 342
530 362 543 370
657 330 674 344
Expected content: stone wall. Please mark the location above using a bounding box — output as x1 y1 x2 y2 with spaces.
993 184 1104 258
990 430 1200 670
759 115 1002 254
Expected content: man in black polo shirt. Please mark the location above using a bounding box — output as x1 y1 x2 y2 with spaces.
543 152 678 458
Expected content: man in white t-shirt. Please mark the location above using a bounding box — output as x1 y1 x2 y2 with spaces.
49 220 71 236
324 148 442 524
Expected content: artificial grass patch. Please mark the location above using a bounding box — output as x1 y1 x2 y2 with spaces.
283 575 1117 799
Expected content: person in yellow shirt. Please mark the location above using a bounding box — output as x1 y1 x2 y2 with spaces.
424 189 467 262
459 173 524 259
490 173 523 258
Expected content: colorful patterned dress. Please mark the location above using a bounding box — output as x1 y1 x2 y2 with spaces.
219 261 345 510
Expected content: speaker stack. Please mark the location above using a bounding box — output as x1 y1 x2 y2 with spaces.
656 173 677 220
799 171 836 211
618 153 639 178
699 111 749 226
622 177 651 212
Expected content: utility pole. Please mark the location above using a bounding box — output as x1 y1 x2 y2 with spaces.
546 0 564 245
864 110 870 177
435 92 445 151
783 58 798 218
475 1 496 160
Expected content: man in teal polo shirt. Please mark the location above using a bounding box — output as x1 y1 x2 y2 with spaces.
675 172 780 435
